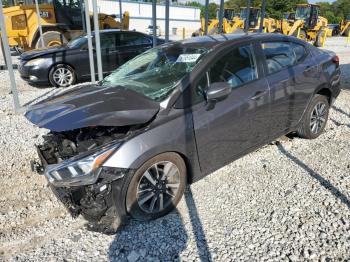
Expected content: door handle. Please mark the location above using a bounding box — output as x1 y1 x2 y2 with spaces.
251 90 268 100
305 65 314 72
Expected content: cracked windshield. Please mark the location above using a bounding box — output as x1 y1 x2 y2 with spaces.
101 44 208 101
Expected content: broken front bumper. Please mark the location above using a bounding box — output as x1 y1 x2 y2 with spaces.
45 165 130 233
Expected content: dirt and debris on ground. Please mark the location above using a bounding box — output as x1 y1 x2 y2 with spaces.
0 37 350 261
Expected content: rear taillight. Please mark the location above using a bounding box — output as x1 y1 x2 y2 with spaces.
332 55 339 67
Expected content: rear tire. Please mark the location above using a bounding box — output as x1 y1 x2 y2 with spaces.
49 64 76 87
35 31 67 49
125 152 187 221
297 94 329 139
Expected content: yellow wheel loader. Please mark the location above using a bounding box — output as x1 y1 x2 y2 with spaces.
2 0 129 51
194 8 242 36
334 15 350 36
238 7 278 33
279 4 328 47
193 6 277 36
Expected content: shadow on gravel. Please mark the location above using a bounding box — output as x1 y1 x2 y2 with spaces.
184 187 212 261
107 210 188 261
340 64 350 91
332 105 350 119
276 142 350 209
330 118 350 128
107 187 211 261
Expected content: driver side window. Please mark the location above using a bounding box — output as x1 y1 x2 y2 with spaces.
194 44 258 103
209 44 258 88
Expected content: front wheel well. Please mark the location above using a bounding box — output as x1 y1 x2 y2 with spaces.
175 152 195 184
316 88 332 104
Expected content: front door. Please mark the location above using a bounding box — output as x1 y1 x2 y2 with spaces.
192 43 271 174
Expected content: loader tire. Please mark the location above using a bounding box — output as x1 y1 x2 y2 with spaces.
293 29 307 41
314 29 326 47
34 31 67 49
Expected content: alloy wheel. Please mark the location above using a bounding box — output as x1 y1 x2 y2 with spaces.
310 101 327 134
53 67 73 87
136 161 180 214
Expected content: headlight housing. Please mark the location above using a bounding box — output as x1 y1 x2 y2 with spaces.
45 147 116 187
25 58 47 67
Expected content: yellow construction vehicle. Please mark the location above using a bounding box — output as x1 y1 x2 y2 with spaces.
238 7 278 33
194 8 241 36
279 4 328 46
334 15 350 36
193 6 277 36
2 0 129 51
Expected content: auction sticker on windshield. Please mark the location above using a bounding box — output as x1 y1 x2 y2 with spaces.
176 54 202 63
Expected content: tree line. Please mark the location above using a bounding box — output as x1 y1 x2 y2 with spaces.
186 0 350 24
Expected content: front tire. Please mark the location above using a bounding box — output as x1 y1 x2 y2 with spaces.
49 64 76 87
314 28 326 47
293 28 307 41
297 94 329 139
126 153 187 221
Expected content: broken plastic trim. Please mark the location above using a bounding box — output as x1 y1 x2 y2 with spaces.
50 167 130 234
44 143 121 187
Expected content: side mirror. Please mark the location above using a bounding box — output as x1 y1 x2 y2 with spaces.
206 82 231 102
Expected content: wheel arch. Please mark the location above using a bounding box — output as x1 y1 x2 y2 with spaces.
48 62 76 78
117 149 199 185
315 86 332 104
296 84 332 128
104 114 202 183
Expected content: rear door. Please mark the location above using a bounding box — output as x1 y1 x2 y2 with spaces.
77 33 120 78
260 41 298 137
116 32 153 66
288 42 321 125
191 42 271 174
261 41 320 137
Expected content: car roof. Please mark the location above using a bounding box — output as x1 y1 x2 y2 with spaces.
177 33 304 49
91 29 144 34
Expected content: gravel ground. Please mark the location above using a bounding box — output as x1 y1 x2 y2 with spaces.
1 37 350 261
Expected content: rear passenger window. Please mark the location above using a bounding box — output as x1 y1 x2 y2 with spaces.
119 33 151 46
262 42 297 74
209 44 258 88
291 42 307 63
98 34 117 49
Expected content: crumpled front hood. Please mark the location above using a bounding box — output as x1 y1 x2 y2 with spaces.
25 85 160 132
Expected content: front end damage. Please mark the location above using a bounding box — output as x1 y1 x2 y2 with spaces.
32 126 133 233
25 86 160 233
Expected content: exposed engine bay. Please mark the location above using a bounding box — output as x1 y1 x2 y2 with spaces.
38 126 130 165
31 126 136 234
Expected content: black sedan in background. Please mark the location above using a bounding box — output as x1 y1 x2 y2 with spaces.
19 30 163 87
